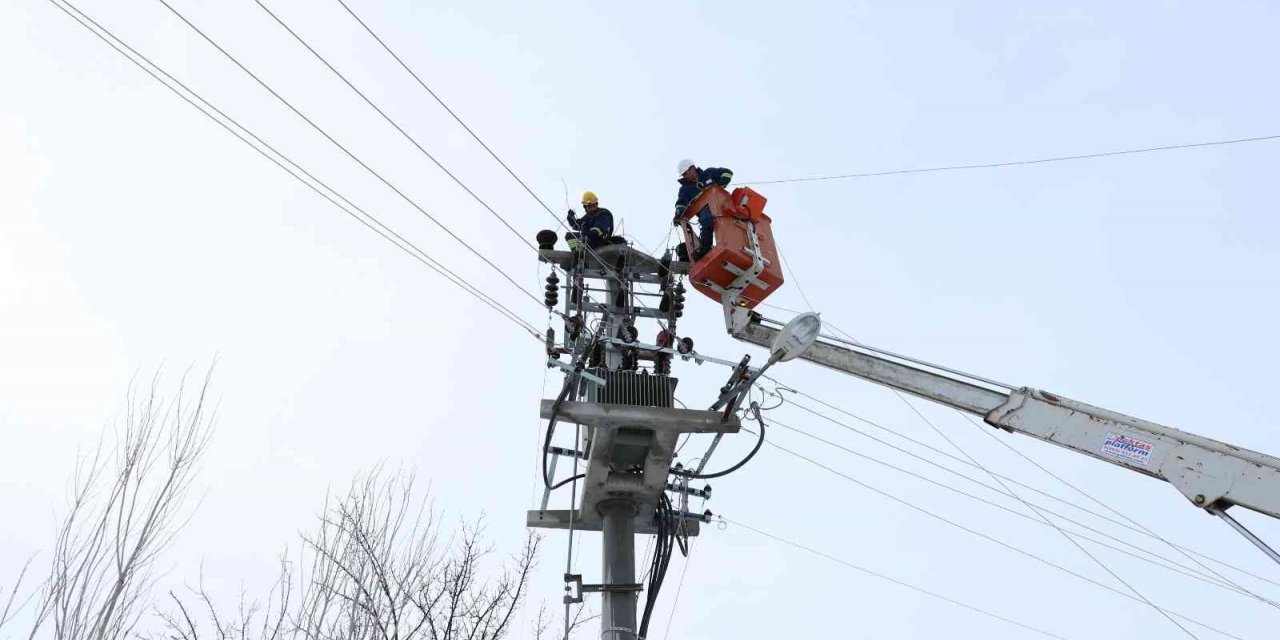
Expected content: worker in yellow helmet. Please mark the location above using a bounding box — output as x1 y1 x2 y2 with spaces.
565 191 615 250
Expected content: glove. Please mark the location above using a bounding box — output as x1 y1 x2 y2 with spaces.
566 209 577 225
566 237 582 250
672 208 685 226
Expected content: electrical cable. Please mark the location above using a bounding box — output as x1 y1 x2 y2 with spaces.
743 135 1280 186
542 327 605 489
720 516 1070 640
660 538 694 640
894 395 1201 638
541 372 578 490
334 0 558 230
638 492 684 639
153 0 551 316
764 416 1280 604
957 411 1275 605
251 0 536 253
532 350 551 507
776 244 814 312
668 402 766 480
773 384 1280 591
332 0 680 334
760 436 1249 639
44 0 544 341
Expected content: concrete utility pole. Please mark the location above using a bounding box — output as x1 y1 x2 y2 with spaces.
600 499 638 635
529 240 738 639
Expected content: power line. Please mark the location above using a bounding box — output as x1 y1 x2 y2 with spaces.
153 0 548 315
263 0 684 352
775 244 814 312
759 437 1248 639
250 0 536 253
45 0 543 340
333 0 563 227
772 384 1280 590
743 135 1280 185
331 0 679 332
956 411 1275 607
720 516 1069 640
894 396 1200 638
765 416 1278 605
254 0 693 356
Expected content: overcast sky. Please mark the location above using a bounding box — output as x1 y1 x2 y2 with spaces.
3 1 1279 638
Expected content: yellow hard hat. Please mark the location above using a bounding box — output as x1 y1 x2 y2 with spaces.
581 191 599 205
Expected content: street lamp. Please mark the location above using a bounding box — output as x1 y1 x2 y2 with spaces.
771 312 821 363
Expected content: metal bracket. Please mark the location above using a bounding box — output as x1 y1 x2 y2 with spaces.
722 261 772 290
547 358 608 386
720 222 767 304
666 482 712 500
563 573 643 605
548 445 587 460
677 509 714 523
564 573 584 604
584 583 645 594
599 336 757 371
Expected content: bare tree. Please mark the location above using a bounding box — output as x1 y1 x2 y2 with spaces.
0 370 584 640
159 470 590 640
1 369 216 639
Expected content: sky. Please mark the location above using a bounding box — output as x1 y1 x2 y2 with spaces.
2 0 1279 638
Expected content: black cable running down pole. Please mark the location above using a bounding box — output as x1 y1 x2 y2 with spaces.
542 329 604 489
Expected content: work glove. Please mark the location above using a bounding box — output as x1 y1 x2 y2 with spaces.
566 237 582 251
566 209 577 225
671 209 685 226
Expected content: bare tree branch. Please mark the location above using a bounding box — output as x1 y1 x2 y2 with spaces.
160 470 571 640
5 367 217 640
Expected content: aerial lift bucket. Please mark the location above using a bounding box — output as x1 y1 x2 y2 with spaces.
678 185 784 312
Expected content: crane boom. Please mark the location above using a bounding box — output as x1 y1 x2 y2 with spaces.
734 319 1280 537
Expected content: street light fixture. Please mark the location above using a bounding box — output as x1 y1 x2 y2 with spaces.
771 312 822 363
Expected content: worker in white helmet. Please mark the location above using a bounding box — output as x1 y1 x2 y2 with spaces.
672 159 734 261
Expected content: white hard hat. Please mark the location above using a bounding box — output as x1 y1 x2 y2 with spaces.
676 158 696 177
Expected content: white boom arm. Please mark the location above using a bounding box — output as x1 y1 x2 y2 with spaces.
733 316 1280 561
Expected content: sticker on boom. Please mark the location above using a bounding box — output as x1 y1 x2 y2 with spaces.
1101 432 1154 467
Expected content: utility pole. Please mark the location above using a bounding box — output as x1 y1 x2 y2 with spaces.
600 499 638 635
529 236 735 639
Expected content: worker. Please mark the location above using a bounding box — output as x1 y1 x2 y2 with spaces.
672 159 733 261
565 191 615 250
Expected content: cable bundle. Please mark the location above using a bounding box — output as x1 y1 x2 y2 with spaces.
639 493 689 639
